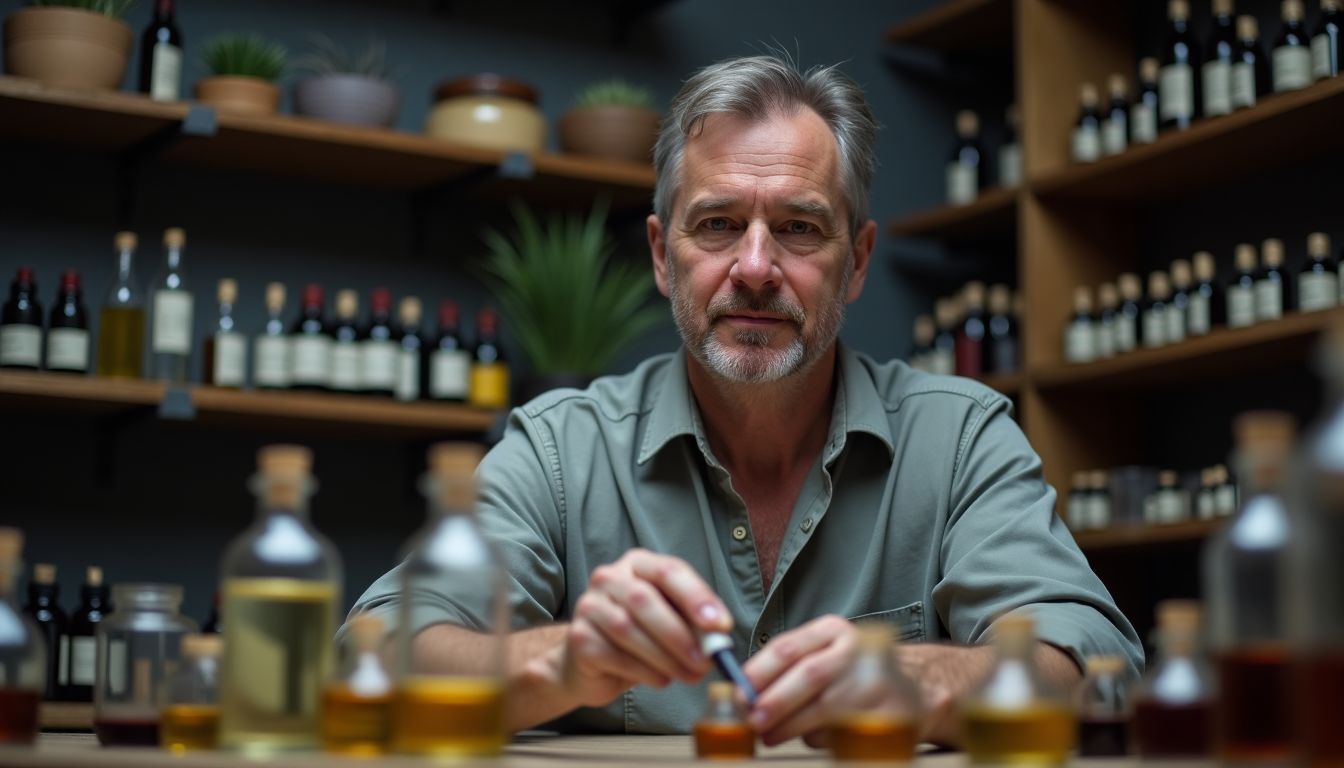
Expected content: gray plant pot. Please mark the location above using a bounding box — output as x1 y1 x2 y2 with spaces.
293 74 399 128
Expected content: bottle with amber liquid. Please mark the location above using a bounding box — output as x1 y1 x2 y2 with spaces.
47 271 89 374
97 232 145 379
961 614 1075 764
1075 656 1130 756
469 307 509 410
694 681 755 760
1205 411 1296 762
956 282 988 378
0 528 45 744
322 613 392 756
392 443 508 757
23 564 66 701
160 633 221 752
1131 600 1214 757
828 623 921 762
62 566 108 702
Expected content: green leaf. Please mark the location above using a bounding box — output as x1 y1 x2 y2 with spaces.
201 33 288 81
29 0 135 19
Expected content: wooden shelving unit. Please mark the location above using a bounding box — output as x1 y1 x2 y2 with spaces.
887 186 1018 244
976 371 1023 397
884 0 1013 54
1073 519 1225 553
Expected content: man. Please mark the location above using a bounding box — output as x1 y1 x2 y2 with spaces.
350 54 1142 746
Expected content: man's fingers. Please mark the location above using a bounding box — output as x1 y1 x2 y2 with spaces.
743 614 851 693
599 573 707 680
568 617 671 689
759 696 829 747
629 552 731 633
577 590 688 683
749 635 853 736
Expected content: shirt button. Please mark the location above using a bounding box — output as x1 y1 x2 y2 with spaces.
732 525 748 541
801 518 814 532
758 633 770 646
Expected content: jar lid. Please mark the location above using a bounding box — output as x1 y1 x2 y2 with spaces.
434 74 539 105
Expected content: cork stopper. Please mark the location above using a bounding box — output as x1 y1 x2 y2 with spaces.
988 284 1012 315
258 444 313 477
163 228 186 249
217 278 237 305
348 613 385 653
993 613 1036 649
1238 15 1259 40
1072 471 1088 489
1212 0 1234 15
956 110 979 138
1283 0 1305 22
1261 238 1284 268
1308 232 1331 260
1089 470 1109 489
913 315 935 346
428 443 482 509
336 289 358 320
1085 655 1125 675
935 298 961 329
963 281 986 310
1107 74 1127 100
1212 464 1229 485
1080 83 1099 107
265 282 286 313
854 623 896 651
114 231 137 252
1169 0 1190 21
1005 103 1020 128
0 528 22 562
1139 57 1160 82
1200 467 1214 488
33 564 55 585
1149 271 1171 300
181 633 223 659
1234 411 1295 454
1098 283 1119 310
1193 251 1216 281
1073 286 1093 314
1156 599 1201 633
1118 273 1142 301
707 681 737 702
1170 260 1192 289
1159 470 1179 487
399 296 423 326
1234 244 1257 272
86 566 103 587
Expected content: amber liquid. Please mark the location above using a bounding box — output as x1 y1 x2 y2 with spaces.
830 714 918 761
0 688 40 745
160 704 219 751
962 704 1075 764
1077 716 1129 756
96 306 145 378
1217 646 1291 761
390 677 505 756
94 717 160 746
694 720 755 759
1300 652 1344 768
321 685 391 756
1131 699 1212 757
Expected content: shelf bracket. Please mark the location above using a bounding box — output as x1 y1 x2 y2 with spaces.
116 104 219 230
157 386 196 421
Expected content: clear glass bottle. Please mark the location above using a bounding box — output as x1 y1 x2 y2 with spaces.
98 232 146 379
1065 287 1096 363
828 623 921 762
0 528 44 745
1131 600 1215 757
322 613 393 756
392 442 508 757
149 227 192 383
694 681 755 759
218 445 342 754
160 633 221 752
1075 655 1129 756
961 614 1075 765
94 583 197 746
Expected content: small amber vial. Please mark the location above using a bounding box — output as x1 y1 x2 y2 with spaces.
694 681 755 759
322 613 393 756
829 623 921 762
159 634 222 752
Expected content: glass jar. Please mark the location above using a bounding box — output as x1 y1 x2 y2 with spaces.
94 583 197 746
1074 655 1129 756
694 681 754 759
828 623 922 762
425 74 545 152
0 528 45 745
160 633 221 752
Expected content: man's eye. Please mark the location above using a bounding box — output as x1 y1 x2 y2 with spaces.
703 218 730 232
784 221 815 235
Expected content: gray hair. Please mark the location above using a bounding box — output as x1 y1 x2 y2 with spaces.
653 54 879 238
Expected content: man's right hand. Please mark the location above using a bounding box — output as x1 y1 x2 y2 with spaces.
527 548 731 709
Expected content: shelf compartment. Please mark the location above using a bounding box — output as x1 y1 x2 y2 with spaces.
1073 518 1224 553
887 186 1018 244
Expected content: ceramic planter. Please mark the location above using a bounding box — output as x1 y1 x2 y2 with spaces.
294 74 399 128
558 105 660 164
426 74 545 152
195 75 280 117
3 6 132 90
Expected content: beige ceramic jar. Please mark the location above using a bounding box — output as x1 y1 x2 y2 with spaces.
426 74 544 152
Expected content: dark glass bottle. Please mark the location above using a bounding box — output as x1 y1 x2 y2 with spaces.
1115 273 1142 352
1065 287 1097 363
429 300 469 402
1102 75 1128 156
1168 260 1192 344
986 284 1018 374
290 284 332 391
910 314 935 372
1228 244 1259 328
396 297 425 402
1299 231 1340 312
946 110 984 205
931 299 959 377
998 104 1022 187
1132 58 1160 144
1255 238 1292 322
201 592 220 635
1143 272 1171 350
330 289 361 393
1160 0 1200 131
360 287 398 398
62 566 108 703
955 282 987 378
23 564 66 701
1189 251 1223 335
1232 15 1273 109
469 307 509 410
46 270 89 374
1274 0 1313 93
0 268 43 370
1204 0 1237 117
137 0 183 101
1315 0 1343 79
1071 83 1102 163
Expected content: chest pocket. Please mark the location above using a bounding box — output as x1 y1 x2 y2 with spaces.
847 601 925 642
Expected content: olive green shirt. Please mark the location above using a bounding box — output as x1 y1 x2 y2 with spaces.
350 345 1143 733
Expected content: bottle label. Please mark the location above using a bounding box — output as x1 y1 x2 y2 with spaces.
1093 323 1115 359
150 42 182 101
330 343 361 390
1143 309 1167 348
1068 496 1088 530
58 636 69 686
1102 117 1126 156
1273 45 1312 91
0 324 41 367
1071 125 1101 163
254 335 290 387
1313 33 1336 79
1188 293 1211 335
1231 61 1258 108
213 331 247 387
430 349 470 399
152 289 193 355
1255 279 1284 320
1203 59 1233 116
1228 286 1257 327
997 144 1021 187
1065 322 1096 363
70 635 97 686
397 348 420 401
107 638 128 696
470 361 510 409
1198 489 1217 520
1114 315 1137 352
1157 489 1187 523
945 163 977 205
291 335 332 385
1159 63 1194 121
1300 272 1340 311
1086 496 1111 529
1131 102 1157 143
1165 305 1186 343
360 339 399 390
1216 484 1238 515
46 327 89 371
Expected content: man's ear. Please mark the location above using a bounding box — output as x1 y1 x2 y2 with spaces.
845 218 877 303
649 214 671 298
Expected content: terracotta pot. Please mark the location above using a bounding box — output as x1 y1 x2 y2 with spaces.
195 76 280 117
3 6 132 90
294 74 399 128
558 106 660 164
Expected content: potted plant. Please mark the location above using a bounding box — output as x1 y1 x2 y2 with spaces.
292 34 399 128
477 199 664 401
3 0 135 90
195 33 286 117
558 79 660 165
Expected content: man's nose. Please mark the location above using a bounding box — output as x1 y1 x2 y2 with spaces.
728 222 781 292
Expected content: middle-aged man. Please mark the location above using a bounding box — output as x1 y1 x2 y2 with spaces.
350 54 1143 746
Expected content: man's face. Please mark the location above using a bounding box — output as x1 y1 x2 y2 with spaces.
649 109 873 384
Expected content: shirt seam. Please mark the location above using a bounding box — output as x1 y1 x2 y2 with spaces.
951 401 991 484
523 408 568 537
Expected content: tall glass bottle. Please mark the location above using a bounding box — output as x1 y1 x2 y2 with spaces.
987 284 1018 374
23 563 65 701
97 232 145 379
149 227 192 383
359 288 398 398
828 623 922 762
429 300 469 402
1071 84 1102 164
218 445 342 754
1114 273 1142 353
329 290 361 393
1233 15 1273 109
396 297 424 402
0 267 42 371
138 0 182 101
1095 283 1118 360
1204 0 1237 118
1160 0 1200 131
1189 251 1221 336
1205 411 1295 761
0 528 44 745
290 284 331 391
1168 260 1191 344
203 278 245 388
1314 0 1343 80
1256 238 1291 321
998 104 1022 187
1101 75 1128 157
946 110 984 205
1299 232 1339 312
46 271 89 374
931 299 958 376
391 442 508 757
469 308 509 410
1132 58 1160 144
1143 272 1171 349
1274 0 1313 93
63 565 108 703
253 282 290 390
956 281 987 378
1228 244 1259 329
322 613 393 756
1065 286 1097 363
1131 600 1215 757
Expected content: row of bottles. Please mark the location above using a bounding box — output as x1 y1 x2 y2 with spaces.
908 282 1022 378
946 106 1021 205
1066 464 1238 532
19 565 109 703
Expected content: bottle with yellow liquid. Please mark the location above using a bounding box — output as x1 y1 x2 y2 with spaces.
961 614 1075 765
160 634 222 752
96 231 145 379
218 445 342 755
322 613 392 756
828 623 922 762
694 681 755 759
391 442 509 757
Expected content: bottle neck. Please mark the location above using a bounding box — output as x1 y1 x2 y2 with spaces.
218 301 235 331
165 248 182 272
118 249 134 281
251 474 314 519
155 0 174 21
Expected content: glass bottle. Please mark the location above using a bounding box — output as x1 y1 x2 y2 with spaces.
1155 470 1188 523
828 623 921 762
218 445 341 754
998 104 1022 187
1198 468 1218 520
930 299 958 377
160 633 221 752
1075 655 1129 757
1072 83 1102 163
330 289 361 393
1086 471 1112 529
253 282 290 390
1095 283 1118 360
46 271 89 374
1314 0 1343 80
469 307 509 410
94 583 197 746
1299 232 1339 312
1213 463 1239 516
962 613 1075 764
1101 75 1128 157
396 297 424 402
323 613 392 756
1131 600 1215 757
1204 0 1237 118
910 314 934 372
98 232 145 379
1143 272 1170 349
1131 58 1160 144
1228 243 1259 329
1068 471 1092 531
203 278 245 388
149 227 192 383
429 300 470 402
0 267 42 371
63 565 108 703
23 563 66 701
1232 15 1273 109
1205 411 1296 761
1114 273 1142 353
391 442 508 757
360 287 398 397
1065 287 1096 364
1167 260 1191 344
1274 0 1313 93
289 283 331 391
1257 238 1292 321
946 110 983 205
0 528 43 745
1160 0 1200 131
987 285 1018 374
138 0 182 101
694 681 755 759
1189 251 1221 336
956 282 987 378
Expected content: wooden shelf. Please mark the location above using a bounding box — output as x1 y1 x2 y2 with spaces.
976 371 1022 396
0 75 655 212
1074 518 1225 553
1032 308 1344 393
40 702 92 732
887 186 1018 244
884 0 1013 54
1031 76 1344 203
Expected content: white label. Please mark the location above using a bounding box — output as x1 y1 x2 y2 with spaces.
152 289 193 354
928 349 954 377
1203 59 1233 116
46 327 89 371
1256 279 1284 320
1231 61 1258 108
946 163 977 205
70 636 96 686
213 331 246 387
1165 304 1186 344
1102 117 1126 156
1273 45 1312 91
1216 484 1238 516
1300 272 1340 311
1157 489 1187 523
397 349 420 401
1113 315 1137 352
1313 33 1335 79
1198 489 1217 520
331 343 361 390
1094 322 1115 359
360 340 399 390
1160 63 1194 122
1065 322 1096 363
291 335 332 385
1068 495 1088 530
0 325 41 366
107 638 127 696
58 636 69 686
998 144 1021 187
150 42 182 101
1071 125 1101 163
430 349 470 398
1188 293 1211 335
1228 286 1257 327
1143 309 1167 348
1131 102 1157 143
1086 496 1112 529
254 335 290 387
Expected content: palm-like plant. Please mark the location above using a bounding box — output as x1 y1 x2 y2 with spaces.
573 78 655 110
201 33 287 82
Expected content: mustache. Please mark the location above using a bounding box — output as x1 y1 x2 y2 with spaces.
706 290 806 326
